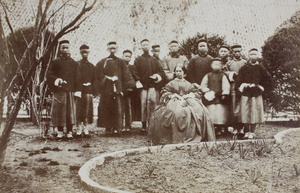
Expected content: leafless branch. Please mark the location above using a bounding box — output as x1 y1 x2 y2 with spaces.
0 1 16 41
40 0 97 62
63 16 88 35
13 55 25 81
37 0 54 34
43 0 71 30
20 30 29 47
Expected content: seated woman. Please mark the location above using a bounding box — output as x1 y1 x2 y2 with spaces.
148 66 216 145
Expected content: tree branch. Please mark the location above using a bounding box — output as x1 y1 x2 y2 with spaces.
40 0 97 62
43 0 71 30
37 0 54 35
0 1 16 41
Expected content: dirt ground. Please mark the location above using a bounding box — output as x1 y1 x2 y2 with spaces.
0 121 297 193
92 130 300 193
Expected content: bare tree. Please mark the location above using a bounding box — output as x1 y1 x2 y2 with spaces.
0 0 98 169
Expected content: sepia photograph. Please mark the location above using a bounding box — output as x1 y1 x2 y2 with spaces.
0 0 300 192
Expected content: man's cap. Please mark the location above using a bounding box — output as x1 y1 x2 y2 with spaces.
107 41 117 46
231 44 242 49
59 40 69 45
219 44 230 50
123 49 132 55
249 48 258 52
140 39 149 44
80 44 89 50
169 40 178 44
197 38 207 44
152 44 160 49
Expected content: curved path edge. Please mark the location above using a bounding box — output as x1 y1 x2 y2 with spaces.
274 127 300 144
78 136 282 193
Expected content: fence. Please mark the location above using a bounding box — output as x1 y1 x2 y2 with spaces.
1 0 300 64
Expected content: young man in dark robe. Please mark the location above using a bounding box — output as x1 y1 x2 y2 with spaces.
47 40 82 139
133 39 165 133
122 49 140 131
223 44 247 138
162 40 188 82
218 45 230 66
151 44 166 91
151 44 162 66
186 39 213 87
96 42 135 135
75 44 96 137
218 44 234 135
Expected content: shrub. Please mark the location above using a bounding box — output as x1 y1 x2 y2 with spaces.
179 32 227 59
262 11 300 114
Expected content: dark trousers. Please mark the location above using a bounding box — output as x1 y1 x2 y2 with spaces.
123 97 132 128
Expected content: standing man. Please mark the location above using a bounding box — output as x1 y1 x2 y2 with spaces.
224 44 247 138
151 44 166 90
163 40 188 82
186 39 213 87
47 40 82 139
218 45 230 66
134 39 165 133
122 49 140 131
75 44 96 137
224 44 247 74
235 48 271 139
96 42 135 135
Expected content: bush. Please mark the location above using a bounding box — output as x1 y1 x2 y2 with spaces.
179 32 227 59
262 11 300 114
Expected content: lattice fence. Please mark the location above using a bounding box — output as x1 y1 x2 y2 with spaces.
1 0 300 65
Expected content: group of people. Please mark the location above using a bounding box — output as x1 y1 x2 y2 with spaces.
47 38 271 144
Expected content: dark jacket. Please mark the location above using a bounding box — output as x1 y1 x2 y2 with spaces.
235 62 272 97
133 53 165 89
96 54 135 95
47 55 82 92
186 54 213 84
78 59 97 95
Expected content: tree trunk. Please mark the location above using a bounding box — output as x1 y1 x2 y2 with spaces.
0 15 9 126
0 62 37 169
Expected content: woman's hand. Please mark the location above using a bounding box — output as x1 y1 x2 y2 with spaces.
183 92 195 99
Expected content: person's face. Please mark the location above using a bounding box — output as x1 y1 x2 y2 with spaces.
60 43 70 54
80 50 89 60
198 42 208 54
107 44 117 54
151 47 160 58
211 61 222 71
141 41 150 52
169 43 179 53
175 66 184 79
123 52 132 62
232 47 242 59
248 50 259 62
218 48 229 58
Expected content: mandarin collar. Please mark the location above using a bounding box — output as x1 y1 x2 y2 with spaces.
108 54 117 59
142 52 151 57
170 52 180 58
198 53 208 57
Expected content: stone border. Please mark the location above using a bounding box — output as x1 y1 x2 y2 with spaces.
78 138 275 193
274 127 300 144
